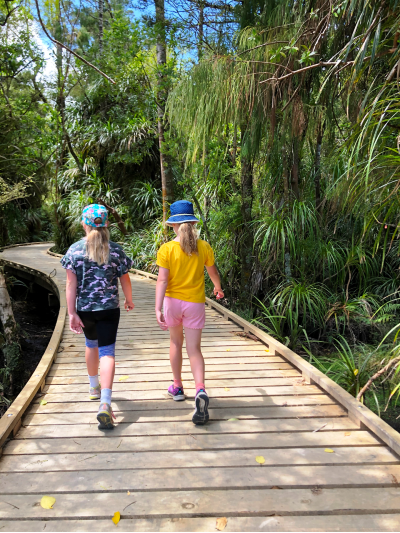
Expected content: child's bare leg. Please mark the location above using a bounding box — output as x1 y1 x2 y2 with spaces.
85 347 99 376
185 327 205 389
99 355 115 390
169 324 184 385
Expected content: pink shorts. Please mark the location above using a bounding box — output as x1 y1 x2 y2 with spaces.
164 297 206 329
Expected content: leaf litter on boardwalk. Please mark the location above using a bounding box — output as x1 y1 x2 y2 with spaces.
40 496 56 509
216 517 227 530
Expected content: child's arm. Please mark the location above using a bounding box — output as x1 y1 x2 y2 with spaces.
66 270 84 334
206 264 224 299
120 273 135 311
155 267 169 330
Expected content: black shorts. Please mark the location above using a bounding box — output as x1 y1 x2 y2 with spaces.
78 308 120 354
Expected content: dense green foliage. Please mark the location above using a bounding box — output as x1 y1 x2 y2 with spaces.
1 0 400 419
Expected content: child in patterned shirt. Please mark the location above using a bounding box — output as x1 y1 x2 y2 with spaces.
61 204 134 429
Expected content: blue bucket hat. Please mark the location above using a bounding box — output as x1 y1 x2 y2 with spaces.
82 204 108 227
166 200 199 225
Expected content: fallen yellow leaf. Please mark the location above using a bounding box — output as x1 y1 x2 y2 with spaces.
224 387 230 391
112 512 120 525
40 400 47 406
226 349 231 352
324 448 335 453
256 456 265 464
118 376 129 381
40 496 56 509
228 418 238 421
344 432 351 436
354 369 359 376
265 350 269 352
216 517 227 531
127 491 131 495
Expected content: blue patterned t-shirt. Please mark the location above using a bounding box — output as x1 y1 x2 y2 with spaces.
60 239 133 312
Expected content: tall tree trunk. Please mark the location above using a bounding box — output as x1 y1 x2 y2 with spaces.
197 1 204 60
314 119 324 216
240 127 254 299
290 137 300 199
0 270 16 343
282 145 289 206
154 0 173 227
98 0 104 56
0 269 20 396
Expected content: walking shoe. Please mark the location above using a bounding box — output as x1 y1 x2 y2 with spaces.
89 384 101 400
97 402 115 429
168 384 185 401
192 389 209 425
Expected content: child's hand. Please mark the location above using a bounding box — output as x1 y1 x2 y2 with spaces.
156 309 168 330
69 312 84 334
213 287 224 300
124 299 135 312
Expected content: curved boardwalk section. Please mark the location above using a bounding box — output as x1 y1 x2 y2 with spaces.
0 244 400 531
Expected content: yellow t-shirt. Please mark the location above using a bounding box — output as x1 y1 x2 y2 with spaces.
156 239 215 303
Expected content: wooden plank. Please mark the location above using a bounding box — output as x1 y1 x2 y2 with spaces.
2 514 400 532
15 419 362 439
3 464 400 494
33 385 326 402
42 377 304 394
57 345 271 354
1 487 400 518
45 368 299 384
29 394 336 414
22 404 347 425
58 339 262 348
61 328 243 338
1 446 396 473
48 359 288 373
3 429 374 455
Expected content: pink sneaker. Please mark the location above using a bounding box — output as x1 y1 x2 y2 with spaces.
168 384 185 401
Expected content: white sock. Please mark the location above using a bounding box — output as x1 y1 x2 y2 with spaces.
88 374 99 388
101 388 112 405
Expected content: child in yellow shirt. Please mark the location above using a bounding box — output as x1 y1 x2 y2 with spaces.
155 200 224 425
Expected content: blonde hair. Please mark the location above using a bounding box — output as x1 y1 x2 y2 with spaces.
85 226 110 265
178 222 198 256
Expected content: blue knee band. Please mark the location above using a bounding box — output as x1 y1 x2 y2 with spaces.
99 343 116 358
85 338 98 348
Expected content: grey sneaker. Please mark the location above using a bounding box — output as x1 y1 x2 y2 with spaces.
192 389 209 425
89 384 101 400
97 402 115 429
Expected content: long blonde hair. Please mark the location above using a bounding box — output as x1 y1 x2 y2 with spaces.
85 226 110 265
178 222 198 256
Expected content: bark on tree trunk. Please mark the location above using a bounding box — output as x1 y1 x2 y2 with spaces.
154 0 173 227
0 269 19 396
197 1 204 60
291 137 300 199
98 0 104 56
282 145 289 207
240 127 254 299
0 270 17 343
314 119 324 216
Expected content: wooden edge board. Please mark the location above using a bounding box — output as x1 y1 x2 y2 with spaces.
0 246 66 448
129 268 400 458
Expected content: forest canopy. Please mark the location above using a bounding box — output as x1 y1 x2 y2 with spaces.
1 0 400 419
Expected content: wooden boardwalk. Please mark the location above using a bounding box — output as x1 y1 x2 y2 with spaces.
1 243 400 531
